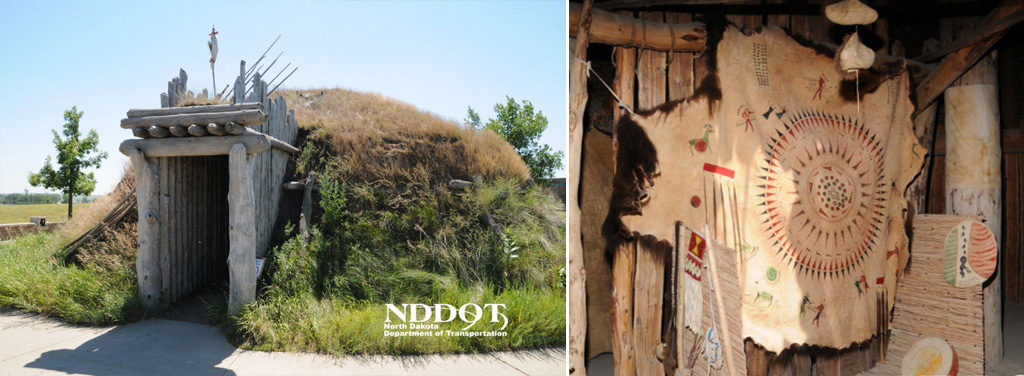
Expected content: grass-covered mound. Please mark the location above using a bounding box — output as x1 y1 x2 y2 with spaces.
229 89 564 354
0 88 565 355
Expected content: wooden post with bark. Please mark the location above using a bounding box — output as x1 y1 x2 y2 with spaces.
569 0 595 374
227 143 257 314
130 148 161 307
943 15 1002 368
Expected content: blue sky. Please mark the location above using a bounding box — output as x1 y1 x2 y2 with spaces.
0 1 567 194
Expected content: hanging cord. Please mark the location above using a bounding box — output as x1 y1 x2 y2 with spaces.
574 57 636 115
855 26 861 121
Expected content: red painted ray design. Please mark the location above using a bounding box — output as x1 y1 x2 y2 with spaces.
755 111 888 279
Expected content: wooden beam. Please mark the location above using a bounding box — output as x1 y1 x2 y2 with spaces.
120 109 267 129
126 102 262 118
168 125 189 137
148 126 170 138
915 8 1024 62
207 123 227 136
187 124 209 137
569 2 706 52
568 1 594 374
118 134 270 157
914 1 1022 112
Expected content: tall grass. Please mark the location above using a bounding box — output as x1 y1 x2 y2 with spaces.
0 232 142 325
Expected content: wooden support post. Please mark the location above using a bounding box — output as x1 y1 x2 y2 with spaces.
227 143 257 314
568 0 594 374
943 13 1002 369
945 84 1002 368
633 240 665 376
130 149 161 307
300 173 317 244
612 241 637 375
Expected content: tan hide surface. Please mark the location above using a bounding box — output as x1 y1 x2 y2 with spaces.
611 26 924 352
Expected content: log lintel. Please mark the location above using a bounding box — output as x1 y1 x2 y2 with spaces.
570 2 706 52
119 134 271 157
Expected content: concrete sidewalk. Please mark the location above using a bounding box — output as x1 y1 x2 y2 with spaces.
0 310 565 375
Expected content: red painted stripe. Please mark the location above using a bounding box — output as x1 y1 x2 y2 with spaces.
703 163 735 178
876 277 885 285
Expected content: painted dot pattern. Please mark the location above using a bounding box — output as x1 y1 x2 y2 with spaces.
756 111 888 279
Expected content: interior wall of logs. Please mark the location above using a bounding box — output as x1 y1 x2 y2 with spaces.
580 7 893 376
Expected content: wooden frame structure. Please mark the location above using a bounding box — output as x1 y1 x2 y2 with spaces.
122 63 298 313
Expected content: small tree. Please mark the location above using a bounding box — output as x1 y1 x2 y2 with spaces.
467 97 563 180
29 106 107 218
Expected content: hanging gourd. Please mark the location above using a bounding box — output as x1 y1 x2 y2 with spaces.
825 0 878 25
837 32 875 72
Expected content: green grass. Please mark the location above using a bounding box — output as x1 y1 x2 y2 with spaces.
0 203 92 224
0 232 142 325
234 285 564 355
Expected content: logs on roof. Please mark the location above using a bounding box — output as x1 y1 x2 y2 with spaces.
569 2 706 52
120 109 266 129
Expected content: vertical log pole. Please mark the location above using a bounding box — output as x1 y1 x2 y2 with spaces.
945 84 1002 368
612 241 637 375
569 0 594 374
130 149 161 307
610 17 638 376
227 144 257 314
942 15 1002 368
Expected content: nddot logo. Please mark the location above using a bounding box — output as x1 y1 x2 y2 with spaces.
383 303 509 338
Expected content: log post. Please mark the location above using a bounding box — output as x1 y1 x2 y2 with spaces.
612 241 637 375
129 148 161 307
945 84 1002 368
300 173 317 244
227 143 257 314
943 14 1002 369
568 0 594 374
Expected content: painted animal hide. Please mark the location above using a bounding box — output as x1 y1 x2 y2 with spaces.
605 26 924 352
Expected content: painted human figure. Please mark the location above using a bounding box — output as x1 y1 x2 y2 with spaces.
813 75 826 100
740 107 755 132
855 275 868 297
800 294 811 317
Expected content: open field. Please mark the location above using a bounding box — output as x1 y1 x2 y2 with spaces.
0 204 92 224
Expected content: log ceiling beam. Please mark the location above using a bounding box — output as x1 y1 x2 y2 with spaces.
915 8 1024 62
914 1 1023 112
570 2 706 52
